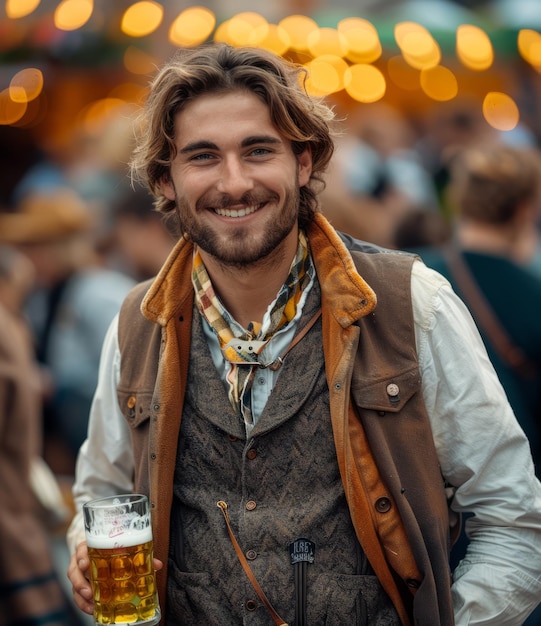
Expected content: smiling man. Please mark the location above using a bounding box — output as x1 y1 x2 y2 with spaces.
67 43 541 626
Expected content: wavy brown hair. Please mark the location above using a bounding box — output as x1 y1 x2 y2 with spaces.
130 43 336 231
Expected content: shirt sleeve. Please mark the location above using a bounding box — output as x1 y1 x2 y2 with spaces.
66 314 135 554
411 258 541 625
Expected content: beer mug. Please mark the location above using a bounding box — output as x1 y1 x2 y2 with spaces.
83 494 161 626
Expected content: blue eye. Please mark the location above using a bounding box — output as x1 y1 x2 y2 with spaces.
192 153 214 161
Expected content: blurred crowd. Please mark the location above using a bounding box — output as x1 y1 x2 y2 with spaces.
1 85 541 623
0 108 177 624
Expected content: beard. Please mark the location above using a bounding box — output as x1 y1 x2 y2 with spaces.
175 185 300 269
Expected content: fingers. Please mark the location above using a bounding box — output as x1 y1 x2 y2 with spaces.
153 557 164 571
67 541 94 615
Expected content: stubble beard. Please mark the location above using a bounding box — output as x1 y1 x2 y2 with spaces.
176 186 300 270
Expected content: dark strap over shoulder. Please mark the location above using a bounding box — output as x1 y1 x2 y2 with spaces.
443 245 537 379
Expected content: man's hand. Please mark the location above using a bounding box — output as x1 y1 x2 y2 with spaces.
67 541 94 615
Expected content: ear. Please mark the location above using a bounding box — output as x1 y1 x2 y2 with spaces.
160 173 176 201
297 147 313 187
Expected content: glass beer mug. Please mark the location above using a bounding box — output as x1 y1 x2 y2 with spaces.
83 494 161 625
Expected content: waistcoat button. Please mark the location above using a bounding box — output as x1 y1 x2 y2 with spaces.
246 448 257 460
375 496 392 513
245 500 257 511
245 599 257 611
246 549 257 560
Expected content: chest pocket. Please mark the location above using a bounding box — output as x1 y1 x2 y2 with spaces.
350 367 421 414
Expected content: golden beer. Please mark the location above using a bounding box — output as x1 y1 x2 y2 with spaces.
88 539 159 624
83 494 161 626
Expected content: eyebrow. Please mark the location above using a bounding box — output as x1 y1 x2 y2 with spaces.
179 135 283 155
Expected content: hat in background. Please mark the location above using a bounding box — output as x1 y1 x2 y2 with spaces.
0 188 93 245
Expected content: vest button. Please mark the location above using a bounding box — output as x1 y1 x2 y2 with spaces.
246 448 257 460
245 599 257 611
227 434 238 442
245 500 257 511
375 496 392 513
246 549 257 560
127 396 136 409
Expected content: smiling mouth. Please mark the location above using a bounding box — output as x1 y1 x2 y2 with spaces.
213 204 262 218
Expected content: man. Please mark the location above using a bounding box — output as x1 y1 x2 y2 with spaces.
67 43 541 625
410 143 541 476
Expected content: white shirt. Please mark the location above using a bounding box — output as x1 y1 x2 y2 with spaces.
68 259 541 625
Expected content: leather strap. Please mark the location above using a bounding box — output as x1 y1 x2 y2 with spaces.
268 308 322 371
443 245 537 379
217 501 289 626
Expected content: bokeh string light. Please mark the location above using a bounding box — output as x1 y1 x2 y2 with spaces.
0 2 537 135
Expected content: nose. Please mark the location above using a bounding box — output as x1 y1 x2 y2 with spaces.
216 155 254 197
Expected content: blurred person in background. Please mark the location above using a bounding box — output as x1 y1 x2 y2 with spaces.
0 188 135 476
109 183 176 281
416 98 498 211
392 207 452 251
415 142 541 472
0 244 72 625
321 103 439 248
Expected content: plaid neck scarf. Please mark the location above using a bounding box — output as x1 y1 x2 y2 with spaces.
193 233 312 424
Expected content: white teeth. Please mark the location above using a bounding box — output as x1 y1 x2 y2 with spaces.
214 205 258 217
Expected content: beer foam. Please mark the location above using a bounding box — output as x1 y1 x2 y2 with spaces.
86 525 153 549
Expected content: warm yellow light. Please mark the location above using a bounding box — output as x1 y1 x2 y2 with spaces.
248 24 291 56
6 0 41 19
338 17 382 64
395 22 441 69
456 24 493 70
278 14 319 52
0 88 27 125
344 64 386 103
123 46 157 76
304 59 339 96
482 92 519 131
54 0 93 31
420 65 458 101
121 1 163 38
9 68 44 103
387 55 420 91
213 20 231 44
307 27 348 58
109 82 148 105
304 55 348 95
169 6 216 47
518 29 541 68
81 97 127 134
226 12 268 47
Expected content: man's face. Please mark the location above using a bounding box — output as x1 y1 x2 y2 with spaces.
160 89 312 269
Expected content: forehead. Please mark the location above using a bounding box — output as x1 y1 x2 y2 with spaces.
173 90 280 143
